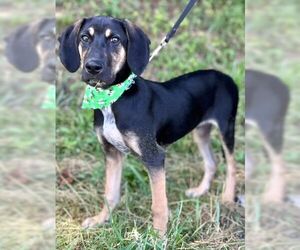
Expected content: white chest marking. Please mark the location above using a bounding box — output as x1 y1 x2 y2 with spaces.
102 106 129 153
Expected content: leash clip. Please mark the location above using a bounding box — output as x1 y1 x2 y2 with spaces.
148 0 198 63
149 36 168 62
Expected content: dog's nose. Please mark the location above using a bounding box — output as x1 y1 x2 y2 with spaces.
85 60 103 75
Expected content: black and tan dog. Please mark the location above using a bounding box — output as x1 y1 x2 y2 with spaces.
5 18 56 83
58 16 239 236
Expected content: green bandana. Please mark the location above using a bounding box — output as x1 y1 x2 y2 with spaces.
82 73 136 109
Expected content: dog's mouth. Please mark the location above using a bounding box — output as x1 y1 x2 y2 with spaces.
83 70 116 89
87 79 110 89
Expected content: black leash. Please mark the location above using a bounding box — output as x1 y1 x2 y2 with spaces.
149 0 199 62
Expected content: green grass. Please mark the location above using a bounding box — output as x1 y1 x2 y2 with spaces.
56 0 245 249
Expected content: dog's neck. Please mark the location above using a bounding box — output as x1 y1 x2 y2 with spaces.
82 70 137 110
114 63 132 85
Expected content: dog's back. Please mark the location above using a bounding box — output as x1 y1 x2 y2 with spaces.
141 69 239 145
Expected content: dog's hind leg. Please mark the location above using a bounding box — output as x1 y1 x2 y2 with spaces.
219 119 237 203
186 123 217 198
82 137 123 229
262 149 285 203
259 122 285 203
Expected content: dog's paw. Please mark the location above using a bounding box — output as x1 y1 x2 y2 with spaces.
185 186 208 198
153 222 168 238
81 216 99 229
262 191 284 204
262 182 285 204
155 227 167 238
81 214 108 229
221 193 235 204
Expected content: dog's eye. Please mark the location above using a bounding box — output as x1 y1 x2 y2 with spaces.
110 36 120 44
81 35 90 43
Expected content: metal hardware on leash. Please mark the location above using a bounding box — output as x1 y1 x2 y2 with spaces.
149 0 198 62
149 36 167 62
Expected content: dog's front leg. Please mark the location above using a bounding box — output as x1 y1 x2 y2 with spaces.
82 138 123 228
148 167 168 237
137 142 168 237
125 132 168 236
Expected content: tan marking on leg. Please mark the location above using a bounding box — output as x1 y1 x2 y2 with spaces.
247 122 286 202
215 127 237 203
148 169 168 237
186 126 216 197
260 135 285 203
263 153 285 203
82 149 123 228
124 132 142 156
221 145 237 203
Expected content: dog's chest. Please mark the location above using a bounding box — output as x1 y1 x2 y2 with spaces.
101 107 129 153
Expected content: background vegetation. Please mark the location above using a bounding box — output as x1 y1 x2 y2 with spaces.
56 0 245 249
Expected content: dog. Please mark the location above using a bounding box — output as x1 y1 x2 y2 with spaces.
58 16 239 236
246 69 289 202
5 18 56 83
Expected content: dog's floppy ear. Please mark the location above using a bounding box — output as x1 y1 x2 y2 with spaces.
4 24 39 72
122 19 150 76
58 19 85 73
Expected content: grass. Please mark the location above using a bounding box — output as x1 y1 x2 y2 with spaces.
56 153 245 249
56 0 245 249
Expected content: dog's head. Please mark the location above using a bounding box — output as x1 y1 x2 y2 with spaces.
4 18 56 83
58 16 150 88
